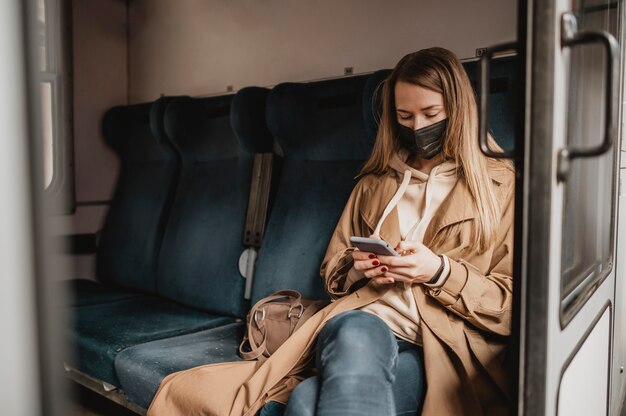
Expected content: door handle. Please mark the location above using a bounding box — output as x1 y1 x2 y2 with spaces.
557 11 619 182
478 41 518 159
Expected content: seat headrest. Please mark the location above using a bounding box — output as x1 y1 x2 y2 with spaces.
362 69 392 143
149 96 179 144
231 87 274 154
102 102 168 162
266 75 373 161
462 55 518 152
164 95 240 160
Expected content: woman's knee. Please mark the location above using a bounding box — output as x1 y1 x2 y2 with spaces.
320 311 395 347
317 311 398 372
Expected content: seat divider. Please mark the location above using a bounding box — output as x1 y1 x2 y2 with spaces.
241 152 275 299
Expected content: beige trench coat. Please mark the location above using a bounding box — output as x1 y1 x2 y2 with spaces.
147 161 515 416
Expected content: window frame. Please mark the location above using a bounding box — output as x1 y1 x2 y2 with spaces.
39 0 74 214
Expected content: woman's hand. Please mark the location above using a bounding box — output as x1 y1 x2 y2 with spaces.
376 240 441 284
352 234 396 284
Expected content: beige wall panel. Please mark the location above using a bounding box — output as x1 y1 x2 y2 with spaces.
62 0 128 280
128 0 517 102
72 0 127 203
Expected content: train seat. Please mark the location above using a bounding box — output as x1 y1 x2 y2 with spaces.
115 322 245 408
66 89 273 388
153 90 273 318
64 98 226 385
63 99 179 310
462 55 518 151
95 98 180 294
113 74 380 408
64 278 144 307
66 297 235 386
250 74 377 302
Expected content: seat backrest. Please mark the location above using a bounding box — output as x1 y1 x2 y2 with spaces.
462 55 518 152
96 98 178 293
251 75 375 303
156 89 273 317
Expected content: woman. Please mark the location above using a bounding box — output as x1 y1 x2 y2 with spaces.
275 47 515 416
147 47 514 416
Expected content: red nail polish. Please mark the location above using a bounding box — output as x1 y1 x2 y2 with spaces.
368 254 376 259
372 260 380 266
381 267 388 272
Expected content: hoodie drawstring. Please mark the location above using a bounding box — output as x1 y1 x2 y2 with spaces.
373 170 412 236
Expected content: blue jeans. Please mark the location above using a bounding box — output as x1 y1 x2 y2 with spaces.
257 310 426 416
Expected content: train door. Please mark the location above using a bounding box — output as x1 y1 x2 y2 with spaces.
516 0 624 414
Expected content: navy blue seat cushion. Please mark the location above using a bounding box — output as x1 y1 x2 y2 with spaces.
362 69 392 143
252 75 375 303
462 56 518 152
156 91 273 317
96 98 179 293
251 160 365 302
66 297 235 386
231 87 275 154
266 77 374 161
61 279 144 307
115 322 245 408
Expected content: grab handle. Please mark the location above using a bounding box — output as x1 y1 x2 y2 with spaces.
557 11 619 182
478 41 518 158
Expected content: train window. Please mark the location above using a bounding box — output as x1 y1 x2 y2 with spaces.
37 0 72 195
40 80 54 187
37 0 74 213
560 1 621 319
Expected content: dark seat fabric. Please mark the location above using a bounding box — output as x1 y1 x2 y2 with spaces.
462 56 518 152
64 97 179 310
66 90 273 391
251 75 376 303
155 89 273 318
61 279 144 307
95 97 180 294
111 88 274 406
66 297 235 386
115 322 245 408
363 69 392 142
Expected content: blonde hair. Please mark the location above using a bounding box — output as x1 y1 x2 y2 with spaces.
360 47 512 252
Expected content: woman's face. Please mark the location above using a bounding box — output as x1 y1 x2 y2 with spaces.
394 81 447 131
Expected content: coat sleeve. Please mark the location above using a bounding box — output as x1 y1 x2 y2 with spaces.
426 182 515 336
320 179 371 300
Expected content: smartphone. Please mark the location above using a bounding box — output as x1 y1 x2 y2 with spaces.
349 236 399 257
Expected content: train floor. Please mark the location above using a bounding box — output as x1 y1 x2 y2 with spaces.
70 384 138 416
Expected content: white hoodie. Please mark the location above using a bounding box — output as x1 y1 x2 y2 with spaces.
345 150 458 345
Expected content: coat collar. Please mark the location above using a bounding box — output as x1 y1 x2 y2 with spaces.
359 165 511 249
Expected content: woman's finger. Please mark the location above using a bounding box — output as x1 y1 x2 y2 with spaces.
372 277 395 284
363 264 389 278
353 257 382 271
376 254 412 267
395 240 425 254
352 250 377 261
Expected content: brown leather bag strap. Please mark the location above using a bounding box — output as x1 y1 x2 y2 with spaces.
293 300 327 332
238 330 268 361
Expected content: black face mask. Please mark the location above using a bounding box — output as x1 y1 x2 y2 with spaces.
397 118 448 159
